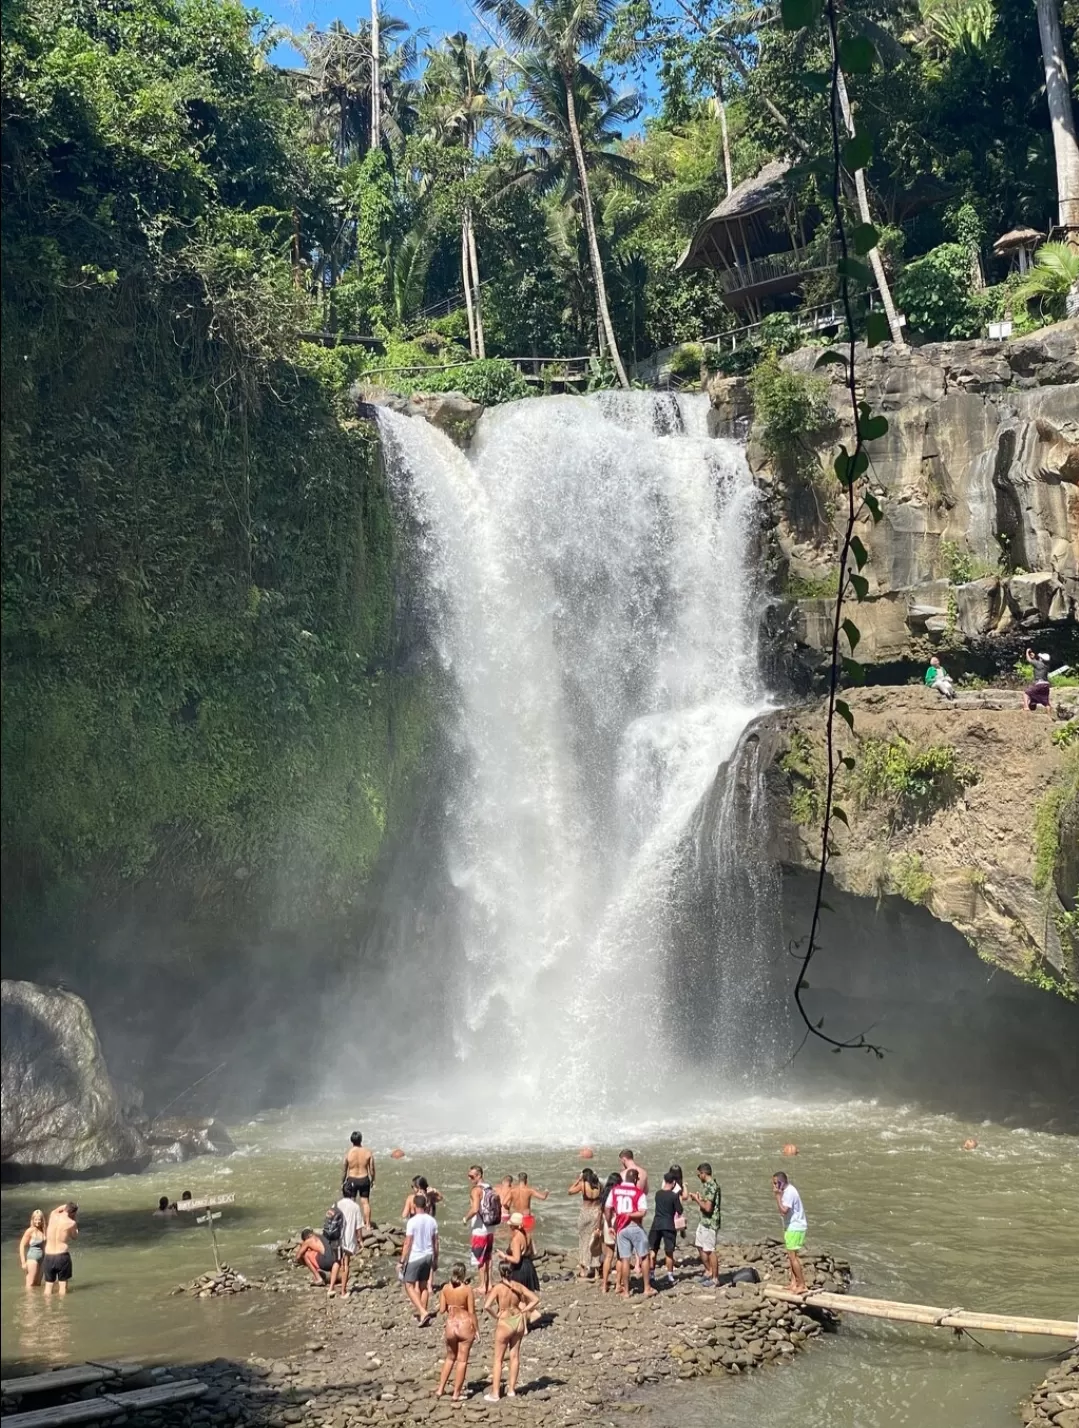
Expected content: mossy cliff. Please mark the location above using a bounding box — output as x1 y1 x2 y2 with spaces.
0 283 437 1098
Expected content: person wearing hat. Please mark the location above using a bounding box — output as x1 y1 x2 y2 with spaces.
498 1211 540 1297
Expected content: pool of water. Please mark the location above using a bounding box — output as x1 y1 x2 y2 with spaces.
2 1095 1075 1427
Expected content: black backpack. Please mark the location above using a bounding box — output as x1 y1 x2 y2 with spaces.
323 1207 344 1243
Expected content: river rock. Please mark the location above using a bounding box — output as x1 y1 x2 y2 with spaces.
405 392 484 447
148 1116 237 1162
0 979 148 1175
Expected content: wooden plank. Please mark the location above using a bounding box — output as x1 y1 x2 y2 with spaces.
763 1286 1076 1338
0 1366 135 1400
1 1380 205 1428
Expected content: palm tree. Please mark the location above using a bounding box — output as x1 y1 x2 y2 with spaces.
1034 0 1079 240
474 0 633 386
1010 241 1079 319
425 34 502 357
291 14 417 166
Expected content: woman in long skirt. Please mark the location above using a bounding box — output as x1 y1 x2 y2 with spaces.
568 1169 603 1278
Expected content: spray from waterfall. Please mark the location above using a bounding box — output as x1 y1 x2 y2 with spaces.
364 393 775 1135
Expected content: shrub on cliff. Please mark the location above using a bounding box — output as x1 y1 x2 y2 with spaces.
851 737 979 827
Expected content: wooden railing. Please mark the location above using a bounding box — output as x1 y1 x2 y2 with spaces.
716 242 839 294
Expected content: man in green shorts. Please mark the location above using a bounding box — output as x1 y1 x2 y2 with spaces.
772 1172 807 1293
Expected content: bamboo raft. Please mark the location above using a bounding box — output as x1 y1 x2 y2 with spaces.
764 1286 1077 1339
0 1364 206 1428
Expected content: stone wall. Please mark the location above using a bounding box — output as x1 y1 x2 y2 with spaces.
712 321 1079 675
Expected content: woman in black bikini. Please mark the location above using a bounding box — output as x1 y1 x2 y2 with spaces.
498 1213 540 1295
435 1262 478 1402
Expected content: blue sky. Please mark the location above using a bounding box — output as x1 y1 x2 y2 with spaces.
264 0 496 67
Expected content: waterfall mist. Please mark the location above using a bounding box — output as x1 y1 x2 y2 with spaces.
335 393 779 1136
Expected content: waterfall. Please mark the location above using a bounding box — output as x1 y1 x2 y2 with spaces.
374 392 772 1132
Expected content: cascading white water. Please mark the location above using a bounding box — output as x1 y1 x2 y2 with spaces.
377 392 770 1130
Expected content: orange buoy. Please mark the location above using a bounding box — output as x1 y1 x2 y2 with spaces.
782 1144 798 1157
578 1147 594 1160
962 1138 978 1151
390 1148 406 1159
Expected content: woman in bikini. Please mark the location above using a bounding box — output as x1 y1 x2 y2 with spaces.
435 1262 478 1402
567 1168 603 1279
499 1213 541 1300
598 1172 620 1294
402 1176 443 1221
483 1262 540 1402
19 1210 46 1288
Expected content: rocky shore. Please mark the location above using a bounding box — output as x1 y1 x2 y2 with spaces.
9 1229 849 1426
1022 1350 1079 1428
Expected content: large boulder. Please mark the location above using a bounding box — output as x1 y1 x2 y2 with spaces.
1 980 148 1176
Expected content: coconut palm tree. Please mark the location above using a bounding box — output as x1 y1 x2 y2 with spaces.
425 34 502 356
474 0 633 386
1034 0 1079 240
290 14 418 166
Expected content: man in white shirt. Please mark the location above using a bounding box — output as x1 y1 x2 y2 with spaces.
772 1172 808 1293
333 1188 363 1297
400 1192 439 1323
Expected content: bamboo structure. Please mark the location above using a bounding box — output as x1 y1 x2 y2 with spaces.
764 1286 1076 1339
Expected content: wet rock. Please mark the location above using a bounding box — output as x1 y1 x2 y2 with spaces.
148 1117 237 1163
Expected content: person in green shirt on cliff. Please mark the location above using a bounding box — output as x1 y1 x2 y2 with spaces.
685 1163 721 1285
924 656 955 700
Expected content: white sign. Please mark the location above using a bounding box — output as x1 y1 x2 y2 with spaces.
176 1194 236 1212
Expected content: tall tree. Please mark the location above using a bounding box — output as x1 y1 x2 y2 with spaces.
1034 0 1079 238
475 0 633 385
425 34 502 356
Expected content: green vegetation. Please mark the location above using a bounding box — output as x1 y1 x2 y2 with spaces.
784 569 842 600
1051 720 1079 749
851 737 979 827
748 358 835 497
890 853 934 906
1033 750 1079 892
667 343 705 384
780 731 825 827
939 540 998 585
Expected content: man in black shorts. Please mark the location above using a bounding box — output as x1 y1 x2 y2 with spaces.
648 1172 682 1286
341 1131 376 1230
43 1202 78 1296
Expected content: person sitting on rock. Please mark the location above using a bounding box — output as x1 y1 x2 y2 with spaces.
924 657 955 700
1023 648 1052 712
294 1227 338 1286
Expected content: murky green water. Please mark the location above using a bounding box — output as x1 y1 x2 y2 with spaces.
2 1096 1075 1427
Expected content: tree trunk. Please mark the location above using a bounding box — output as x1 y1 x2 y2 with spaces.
461 213 477 357
1036 0 1079 237
714 75 733 197
370 0 381 155
834 65 906 347
467 209 486 359
563 74 630 388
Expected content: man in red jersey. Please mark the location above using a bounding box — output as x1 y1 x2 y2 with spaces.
606 1169 654 1298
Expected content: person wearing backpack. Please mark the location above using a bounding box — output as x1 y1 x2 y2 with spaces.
320 1205 344 1297
464 1164 499 1293
331 1187 363 1298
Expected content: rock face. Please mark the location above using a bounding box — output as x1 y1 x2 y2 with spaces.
731 321 1079 672
1 979 148 1175
757 689 1077 995
349 384 484 447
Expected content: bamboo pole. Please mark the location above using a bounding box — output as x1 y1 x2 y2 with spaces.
764 1287 1076 1338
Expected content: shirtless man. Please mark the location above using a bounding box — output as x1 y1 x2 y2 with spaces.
341 1131 376 1230
619 1149 649 1195
43 1203 78 1297
508 1172 549 1225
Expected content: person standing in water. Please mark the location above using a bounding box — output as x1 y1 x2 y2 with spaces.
19 1210 47 1288
341 1131 376 1231
435 1262 479 1402
402 1176 443 1220
43 1203 78 1297
508 1172 549 1229
618 1149 649 1195
772 1172 808 1293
